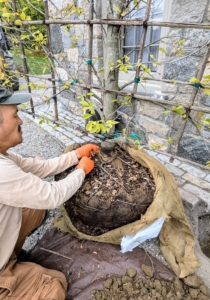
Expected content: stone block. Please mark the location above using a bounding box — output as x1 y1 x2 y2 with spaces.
157 154 180 166
170 0 206 23
207 4 210 21
134 115 170 138
148 134 168 152
183 184 210 208
163 57 196 82
65 140 75 147
136 101 164 120
161 82 177 93
205 174 210 182
50 24 64 54
55 67 68 81
183 173 210 191
178 134 210 165
72 136 85 143
59 135 71 143
146 150 157 158
66 48 79 63
179 187 199 208
180 163 206 178
64 131 75 138
82 135 92 142
182 28 210 48
165 164 185 176
173 176 186 187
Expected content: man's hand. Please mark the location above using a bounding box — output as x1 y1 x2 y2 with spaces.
76 156 94 174
75 144 99 159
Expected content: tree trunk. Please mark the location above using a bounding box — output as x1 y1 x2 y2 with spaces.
102 0 123 149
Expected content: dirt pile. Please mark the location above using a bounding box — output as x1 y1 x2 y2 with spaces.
90 266 210 300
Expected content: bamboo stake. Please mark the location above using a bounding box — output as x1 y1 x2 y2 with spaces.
128 0 152 136
170 43 210 162
3 20 210 29
11 0 35 117
85 0 94 126
71 83 210 114
44 0 58 121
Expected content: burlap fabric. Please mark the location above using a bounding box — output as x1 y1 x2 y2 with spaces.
52 144 200 278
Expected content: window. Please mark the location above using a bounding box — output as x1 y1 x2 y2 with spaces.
122 0 165 72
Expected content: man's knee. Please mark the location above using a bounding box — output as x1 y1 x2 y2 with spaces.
39 277 67 300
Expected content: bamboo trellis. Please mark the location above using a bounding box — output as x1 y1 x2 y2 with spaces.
1 0 210 161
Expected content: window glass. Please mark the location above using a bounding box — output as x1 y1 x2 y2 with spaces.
123 0 164 71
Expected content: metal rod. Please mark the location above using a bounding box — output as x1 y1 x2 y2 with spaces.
44 0 58 121
11 0 35 117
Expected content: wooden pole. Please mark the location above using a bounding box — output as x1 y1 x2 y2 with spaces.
11 0 35 117
128 0 152 135
3 19 210 29
44 0 58 121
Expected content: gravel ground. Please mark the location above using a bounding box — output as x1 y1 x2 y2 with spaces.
11 112 66 251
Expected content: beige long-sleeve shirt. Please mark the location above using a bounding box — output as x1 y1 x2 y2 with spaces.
0 151 85 273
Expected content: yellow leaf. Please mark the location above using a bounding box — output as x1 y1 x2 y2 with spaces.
15 19 22 26
121 11 126 16
20 11 26 20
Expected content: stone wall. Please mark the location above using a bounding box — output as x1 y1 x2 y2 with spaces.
160 0 210 164
49 0 210 165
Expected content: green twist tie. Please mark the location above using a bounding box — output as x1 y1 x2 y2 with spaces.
58 78 63 84
134 77 140 83
86 59 92 65
132 97 136 101
193 83 201 89
70 79 79 85
129 133 142 142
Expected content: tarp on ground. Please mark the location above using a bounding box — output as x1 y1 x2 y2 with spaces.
28 228 176 300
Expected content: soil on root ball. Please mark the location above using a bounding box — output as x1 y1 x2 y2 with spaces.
56 145 156 236
90 267 210 300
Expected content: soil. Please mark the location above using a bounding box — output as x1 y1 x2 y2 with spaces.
90 267 210 300
56 145 156 236
198 214 210 258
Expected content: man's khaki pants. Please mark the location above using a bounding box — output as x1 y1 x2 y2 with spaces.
0 209 67 300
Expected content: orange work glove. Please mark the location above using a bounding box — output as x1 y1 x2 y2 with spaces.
77 144 99 158
76 156 94 175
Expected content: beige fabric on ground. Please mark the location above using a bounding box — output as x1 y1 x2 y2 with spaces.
54 144 200 278
0 151 85 273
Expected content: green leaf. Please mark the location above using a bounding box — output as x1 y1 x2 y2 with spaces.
82 113 92 119
204 88 210 95
86 123 92 131
189 77 200 84
162 110 171 114
79 101 89 107
87 92 94 96
159 47 167 53
99 124 106 133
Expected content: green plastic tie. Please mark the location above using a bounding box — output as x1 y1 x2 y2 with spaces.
58 78 63 84
134 77 140 83
129 133 142 142
193 83 201 89
86 59 92 65
132 97 136 101
70 79 79 85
